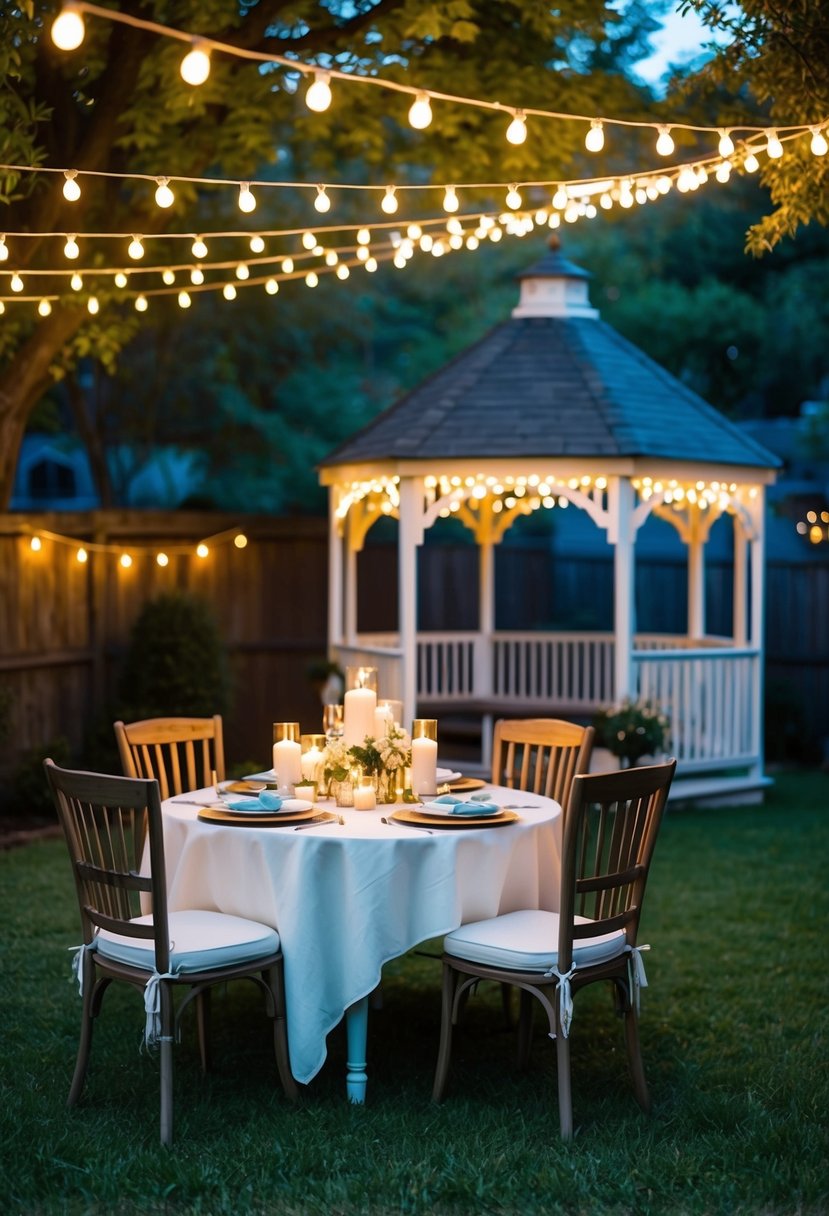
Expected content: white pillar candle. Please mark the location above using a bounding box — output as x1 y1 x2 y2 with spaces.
353 783 377 810
301 744 324 781
411 736 438 798
273 738 302 786
343 686 377 748
373 704 393 739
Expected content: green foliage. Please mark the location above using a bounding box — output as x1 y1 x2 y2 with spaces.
10 735 71 819
593 697 670 763
118 592 229 719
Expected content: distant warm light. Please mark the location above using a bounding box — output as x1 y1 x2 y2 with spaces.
408 91 432 130
62 170 81 201
265 278 278 295
87 296 99 315
196 543 209 558
135 295 148 312
238 183 256 213
63 234 80 259
154 177 175 208
38 299 52 316
585 120 604 153
177 290 191 308
114 272 128 288
192 236 208 259
305 71 332 112
656 126 675 156
76 547 88 563
223 283 237 300
128 236 145 260
506 110 527 145
51 5 85 50
180 42 211 86
119 553 132 569
234 533 248 548
30 536 42 552
249 235 265 253
156 552 169 567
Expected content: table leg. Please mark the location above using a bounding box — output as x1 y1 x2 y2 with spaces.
345 995 369 1103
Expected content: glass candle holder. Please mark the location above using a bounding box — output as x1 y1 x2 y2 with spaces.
346 666 378 694
411 719 438 797
343 667 378 749
273 722 300 743
300 733 327 782
379 698 403 727
322 703 344 739
273 722 302 785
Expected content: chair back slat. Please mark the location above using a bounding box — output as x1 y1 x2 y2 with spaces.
44 760 172 972
559 760 676 970
115 716 225 798
491 719 594 808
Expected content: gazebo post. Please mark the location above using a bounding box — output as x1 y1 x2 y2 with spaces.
328 487 344 650
398 476 424 731
749 489 766 779
733 520 748 645
478 508 495 771
687 508 706 641
611 477 636 703
344 520 358 644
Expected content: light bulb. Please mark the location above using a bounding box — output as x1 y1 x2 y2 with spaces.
281 257 294 274
87 296 99 314
62 170 81 201
657 175 672 194
235 263 250 280
114 272 128 288
190 267 204 285
743 148 760 173
249 235 265 253
466 234 479 250
135 295 148 312
238 182 256 213
223 283 237 300
408 91 432 129
30 536 42 552
265 278 278 295
585 120 604 153
393 251 407 269
51 5 85 50
715 160 732 183
156 552 169 567
695 164 708 184
162 269 176 285
506 109 527 145
600 192 612 209
766 129 783 158
446 217 462 235
177 290 191 308
0 237 7 262
442 185 459 213
180 42 211 86
234 533 248 548
324 250 338 266
196 543 209 558
119 553 132 569
301 231 317 250
76 547 88 563
38 299 52 317
70 272 83 291
154 177 175 208
357 227 370 245
365 257 377 272
810 126 828 156
10 273 23 292
489 226 502 242
718 129 735 157
305 271 319 287
506 184 522 209
656 125 675 156
63 234 79 259
336 264 350 280
128 236 144 260
314 185 331 213
381 185 398 214
305 71 332 113
356 245 369 262
419 233 433 251
552 186 568 210
192 236 208 258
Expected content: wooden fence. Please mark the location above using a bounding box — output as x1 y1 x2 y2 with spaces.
1 515 826 778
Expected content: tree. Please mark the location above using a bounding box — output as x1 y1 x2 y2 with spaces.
679 0 829 252
0 0 664 508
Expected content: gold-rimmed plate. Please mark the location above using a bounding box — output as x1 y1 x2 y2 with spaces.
197 805 329 828
390 808 518 830
446 777 487 793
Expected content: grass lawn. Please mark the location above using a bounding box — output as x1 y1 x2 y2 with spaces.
1 770 827 1216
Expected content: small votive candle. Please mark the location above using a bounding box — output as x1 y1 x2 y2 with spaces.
353 782 376 810
293 781 317 802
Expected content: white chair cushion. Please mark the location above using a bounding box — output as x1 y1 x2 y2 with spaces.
95 909 280 974
444 909 626 972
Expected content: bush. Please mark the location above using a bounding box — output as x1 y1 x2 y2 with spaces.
592 697 670 766
119 592 229 720
11 736 72 819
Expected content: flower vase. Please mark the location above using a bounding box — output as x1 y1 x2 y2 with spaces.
332 779 354 807
374 769 398 804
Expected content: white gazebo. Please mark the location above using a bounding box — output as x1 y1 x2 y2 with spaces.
319 242 780 799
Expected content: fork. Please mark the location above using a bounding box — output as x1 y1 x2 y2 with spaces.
381 816 434 835
294 815 344 831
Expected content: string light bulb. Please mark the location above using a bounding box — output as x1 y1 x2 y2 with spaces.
265 278 278 295
154 177 175 208
506 109 527 145
810 126 828 156
62 169 81 201
156 552 169 567
63 234 80 259
656 125 675 156
196 543 209 558
180 41 211 86
324 250 338 266
552 185 568 210
766 129 783 158
238 182 256 213
365 257 377 272
281 256 294 274
177 290 191 308
51 5 85 50
314 185 331 213
443 185 459 213
30 536 42 552
70 272 83 291
38 299 52 317
87 296 99 314
249 235 265 253
192 236 208 258
223 283 237 300
235 262 249 280
10 273 24 292
505 184 522 209
162 269 176 285
585 120 604 152
76 547 88 563
718 129 735 157
408 91 433 129
135 295 148 312
190 267 204 285
305 270 319 287
234 533 248 549
0 236 7 262
336 264 350 280
114 271 128 288
128 235 145 260
357 228 370 245
743 147 760 172
305 70 332 113
119 554 132 569
381 185 398 214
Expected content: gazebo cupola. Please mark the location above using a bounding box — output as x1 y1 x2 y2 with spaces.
319 240 780 798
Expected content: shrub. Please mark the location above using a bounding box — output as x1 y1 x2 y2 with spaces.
592 697 670 766
119 592 229 720
11 736 72 819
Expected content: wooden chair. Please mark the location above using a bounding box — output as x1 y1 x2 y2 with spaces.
491 717 595 806
114 716 225 800
432 759 676 1140
44 759 296 1146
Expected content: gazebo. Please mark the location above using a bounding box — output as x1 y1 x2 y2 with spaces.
318 242 780 799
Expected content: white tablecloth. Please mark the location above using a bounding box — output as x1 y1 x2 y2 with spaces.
160 787 562 1084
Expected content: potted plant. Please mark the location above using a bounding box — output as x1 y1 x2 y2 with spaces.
592 698 670 767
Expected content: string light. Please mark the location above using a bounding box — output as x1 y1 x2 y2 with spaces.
505 184 522 209
305 270 319 287
811 126 828 156
177 289 191 308
336 264 350 279
30 536 42 552
324 250 338 266
442 185 458 213
10 273 24 292
238 182 256 213
192 236 208 258
265 278 278 294
76 547 88 563
766 129 784 158
0 237 7 262
281 256 294 273
365 256 377 272
51 4 85 50
156 552 169 567
585 120 604 152
408 91 433 129
656 125 675 156
235 262 249 279
135 295 148 311
356 228 370 245
162 269 176 285
128 235 145 259
38 299 52 316
62 169 81 201
305 71 332 113
196 543 209 558
743 147 760 172
717 129 734 157
87 296 99 314
314 185 331 213
506 109 527 145
190 267 204 285
154 177 175 208
70 272 83 291
180 41 211 86
114 271 128 287
222 283 236 300
249 235 265 253
234 533 248 548
63 234 80 259
119 554 132 569
381 185 398 214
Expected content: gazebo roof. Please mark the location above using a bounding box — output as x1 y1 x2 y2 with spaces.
320 244 780 473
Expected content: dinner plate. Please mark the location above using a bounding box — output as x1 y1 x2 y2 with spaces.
220 797 313 815
390 808 518 830
241 769 279 784
198 805 328 828
420 799 502 818
436 768 463 783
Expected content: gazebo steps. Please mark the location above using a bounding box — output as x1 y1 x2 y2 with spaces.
667 773 773 807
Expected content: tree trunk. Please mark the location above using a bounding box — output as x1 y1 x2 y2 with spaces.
65 371 114 508
0 305 85 509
